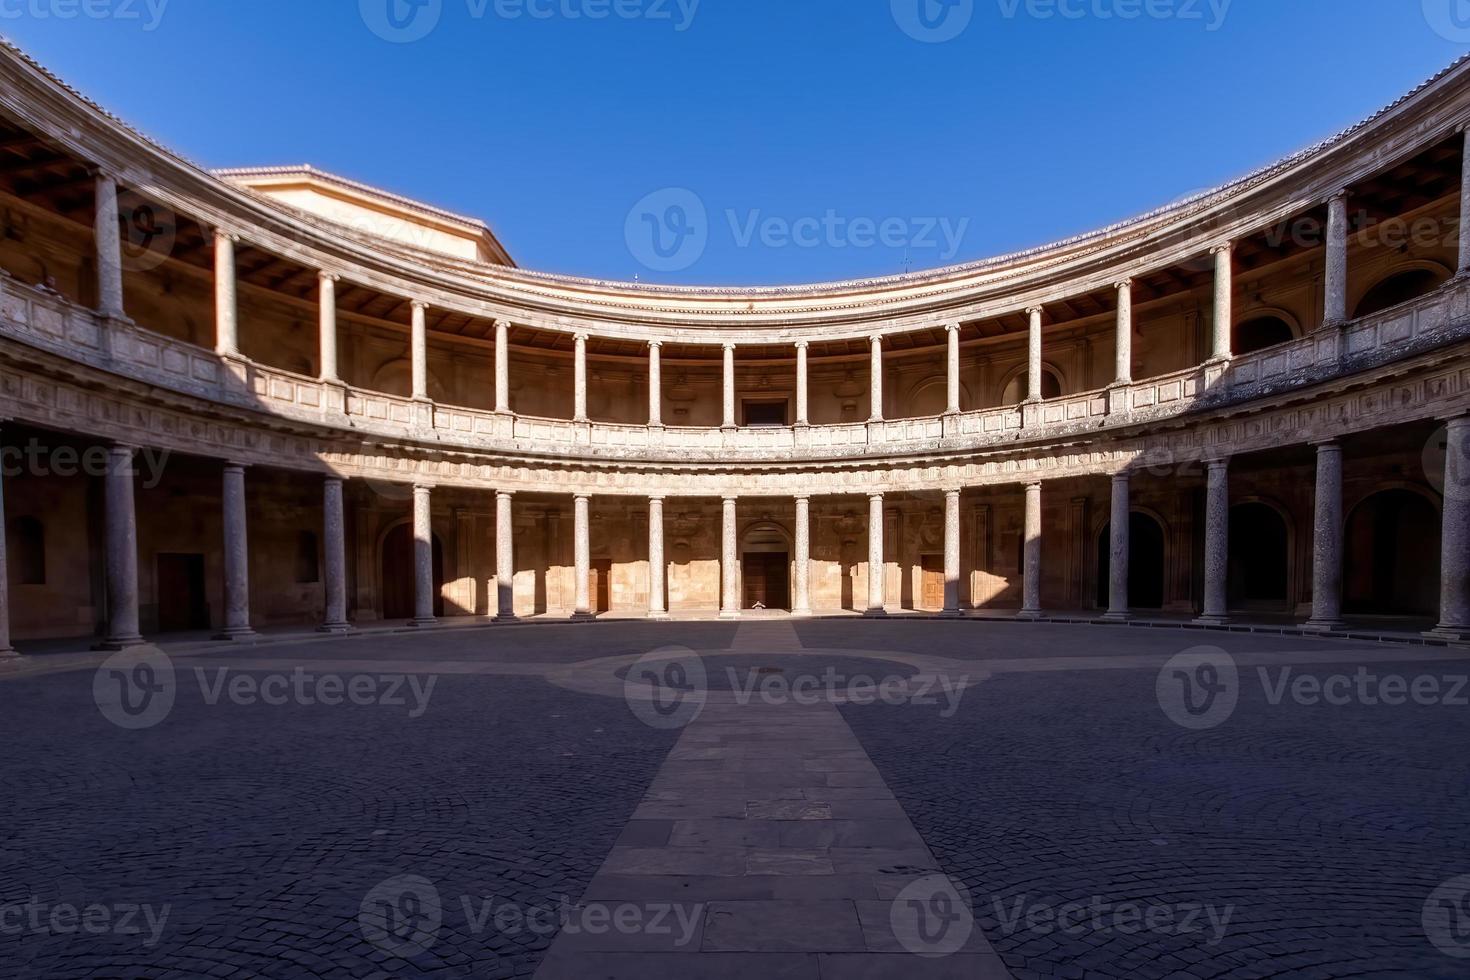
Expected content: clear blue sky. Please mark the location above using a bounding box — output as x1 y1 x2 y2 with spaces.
2 1 1464 285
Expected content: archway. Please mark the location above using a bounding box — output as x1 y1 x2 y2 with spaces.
741 522 790 611
380 523 445 621
1001 366 1063 405
1233 315 1296 356
1096 512 1166 611
1227 502 1290 610
1353 268 1448 319
1344 489 1439 616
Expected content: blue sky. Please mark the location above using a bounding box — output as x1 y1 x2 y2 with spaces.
2 1 1465 285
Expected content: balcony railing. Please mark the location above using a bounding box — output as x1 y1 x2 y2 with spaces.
0 271 1463 464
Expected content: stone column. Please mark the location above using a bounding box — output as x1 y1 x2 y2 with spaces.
1304 441 1345 631
98 446 143 650
1461 132 1470 276
943 488 962 616
318 273 340 383
320 477 351 633
410 484 437 627
573 494 593 619
1104 472 1131 621
573 332 589 422
1430 417 1470 640
792 495 813 617
1026 306 1044 401
214 230 239 357
494 319 512 414
1113 280 1132 384
411 301 432 401
794 341 810 425
648 496 668 620
864 492 886 616
720 496 740 619
214 463 256 640
94 172 125 319
495 490 516 621
1018 481 1043 619
0 453 13 656
647 341 663 426
722 343 736 429
868 335 884 422
945 324 961 415
1195 458 1230 625
1211 243 1233 361
1324 191 1349 326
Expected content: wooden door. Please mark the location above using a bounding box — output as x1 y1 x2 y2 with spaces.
921 554 945 611
742 553 790 610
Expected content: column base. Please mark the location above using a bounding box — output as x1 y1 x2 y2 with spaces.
317 622 355 635
719 610 742 621
571 611 597 622
494 613 519 624
647 611 671 622
1100 610 1132 623
407 617 440 629
862 608 889 619
0 645 19 658
1424 626 1470 644
1301 619 1345 633
791 608 814 619
1015 609 1044 621
211 627 258 642
93 635 146 651
939 608 963 619
1192 615 1231 627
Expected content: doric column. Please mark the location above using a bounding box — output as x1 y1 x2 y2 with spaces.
1324 191 1349 327
320 477 351 633
410 301 429 401
869 335 884 422
495 490 516 621
98 446 143 649
722 343 736 429
1430 417 1470 640
943 488 961 616
794 341 810 425
1026 306 1044 402
1211 243 1233 361
214 463 256 640
573 332 589 422
1196 458 1230 626
0 449 13 656
945 323 961 415
318 273 340 383
494 319 512 414
94 172 125 319
720 496 739 619
1304 441 1345 631
1019 482 1043 619
648 496 668 620
410 484 437 627
213 230 239 357
1113 280 1132 385
864 492 886 616
573 494 593 619
1461 132 1470 276
1104 472 1131 621
647 341 663 426
792 495 813 617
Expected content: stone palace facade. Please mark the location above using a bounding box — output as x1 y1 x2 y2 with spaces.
0 40 1465 651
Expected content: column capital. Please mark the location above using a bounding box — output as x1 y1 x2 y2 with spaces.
493 317 511 330
323 474 346 486
222 461 251 473
318 270 340 284
213 228 240 245
944 321 961 335
573 331 589 344
1313 439 1342 451
496 489 516 500
1025 480 1043 491
722 341 736 353
1437 412 1470 429
870 333 884 346
1204 455 1231 470
573 492 592 503
1328 187 1351 203
1111 470 1131 483
943 487 962 497
648 494 666 503
1025 305 1044 318
1210 241 1234 255
868 491 884 502
794 340 809 350
88 166 117 183
793 493 811 503
1114 278 1133 291
411 300 429 312
412 482 435 493
647 339 662 350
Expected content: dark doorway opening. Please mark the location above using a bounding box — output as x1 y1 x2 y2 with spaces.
1344 489 1439 616
742 400 789 427
1096 513 1166 610
1228 503 1290 609
157 553 210 632
1233 316 1295 356
1353 269 1448 319
590 558 612 614
742 553 790 610
381 524 445 621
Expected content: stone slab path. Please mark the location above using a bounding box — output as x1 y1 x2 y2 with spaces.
533 624 1013 979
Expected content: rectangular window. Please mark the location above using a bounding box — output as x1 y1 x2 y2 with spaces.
742 400 788 427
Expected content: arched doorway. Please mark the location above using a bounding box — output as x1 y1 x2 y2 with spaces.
742 522 791 611
1095 513 1166 611
381 523 445 621
1002 367 1062 405
1233 316 1296 356
1353 268 1448 319
1344 489 1440 616
1227 502 1290 610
